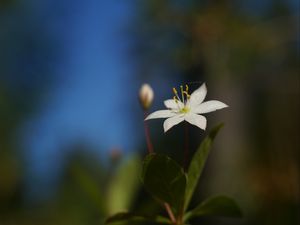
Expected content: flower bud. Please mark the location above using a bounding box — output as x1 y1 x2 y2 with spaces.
139 83 154 110
109 147 122 163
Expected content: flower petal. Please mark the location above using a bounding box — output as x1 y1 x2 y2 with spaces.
164 99 184 109
163 115 184 132
184 113 207 130
145 110 175 120
193 100 228 114
189 83 207 106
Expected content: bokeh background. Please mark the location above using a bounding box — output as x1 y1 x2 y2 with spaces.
0 0 299 224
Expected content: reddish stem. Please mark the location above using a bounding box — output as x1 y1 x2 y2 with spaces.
143 111 154 154
164 203 177 224
143 111 179 223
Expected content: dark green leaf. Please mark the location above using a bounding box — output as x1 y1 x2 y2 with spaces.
184 195 242 221
141 153 186 214
106 212 171 225
184 123 224 210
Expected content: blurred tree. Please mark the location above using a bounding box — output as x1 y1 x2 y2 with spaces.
0 0 17 8
0 0 58 222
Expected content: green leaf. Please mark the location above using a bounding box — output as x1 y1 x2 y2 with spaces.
141 153 186 214
71 165 106 214
184 123 224 211
184 195 242 221
107 155 141 215
106 212 172 225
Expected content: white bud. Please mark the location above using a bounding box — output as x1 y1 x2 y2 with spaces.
139 83 154 110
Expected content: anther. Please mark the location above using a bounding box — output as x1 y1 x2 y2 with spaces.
173 96 178 103
173 87 181 102
173 88 177 95
185 84 189 92
183 91 190 99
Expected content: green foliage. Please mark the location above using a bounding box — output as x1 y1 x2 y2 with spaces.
71 165 106 214
184 195 242 221
184 123 224 211
106 212 171 225
141 154 187 214
71 154 142 219
107 155 141 215
107 125 242 225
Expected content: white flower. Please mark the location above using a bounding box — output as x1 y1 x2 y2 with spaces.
145 83 228 132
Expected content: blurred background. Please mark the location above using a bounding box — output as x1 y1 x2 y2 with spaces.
0 0 299 224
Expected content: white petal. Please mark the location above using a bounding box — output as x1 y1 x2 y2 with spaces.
193 100 228 114
184 113 207 130
164 99 184 109
189 83 207 106
145 110 175 120
163 115 184 132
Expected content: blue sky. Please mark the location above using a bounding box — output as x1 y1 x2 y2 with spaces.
21 0 144 199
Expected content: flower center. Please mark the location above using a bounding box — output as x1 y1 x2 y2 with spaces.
180 106 190 114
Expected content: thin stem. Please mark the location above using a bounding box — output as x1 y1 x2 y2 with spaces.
177 205 185 225
183 122 189 171
144 113 177 224
164 203 177 224
143 111 154 154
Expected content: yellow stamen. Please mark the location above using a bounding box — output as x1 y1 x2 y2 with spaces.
173 87 177 94
182 84 190 100
171 84 190 106
183 91 190 99
180 85 184 103
173 87 180 102
173 96 178 103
